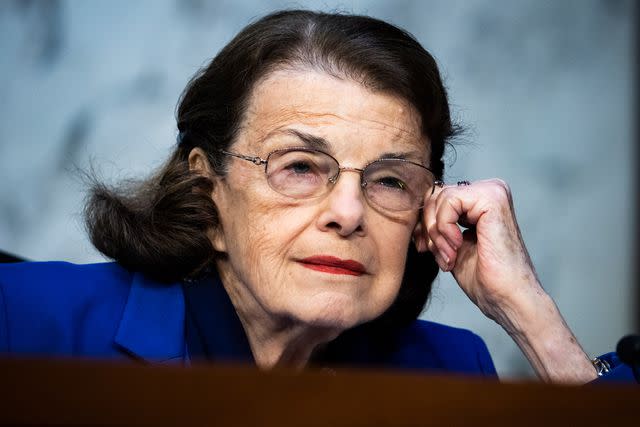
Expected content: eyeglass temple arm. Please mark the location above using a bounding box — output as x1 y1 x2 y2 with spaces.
219 150 266 165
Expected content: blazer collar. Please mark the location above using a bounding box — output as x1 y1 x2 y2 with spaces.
114 272 185 363
182 273 254 363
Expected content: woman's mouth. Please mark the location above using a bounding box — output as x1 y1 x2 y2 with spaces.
298 256 367 276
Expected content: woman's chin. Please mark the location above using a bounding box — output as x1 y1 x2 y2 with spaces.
286 293 382 331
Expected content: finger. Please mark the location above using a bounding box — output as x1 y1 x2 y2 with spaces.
424 201 457 271
413 182 445 253
433 187 465 250
436 178 512 227
425 221 456 267
421 187 439 249
427 239 450 271
432 233 456 271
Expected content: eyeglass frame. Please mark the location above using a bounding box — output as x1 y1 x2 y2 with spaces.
218 147 439 211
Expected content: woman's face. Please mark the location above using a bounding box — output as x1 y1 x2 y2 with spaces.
210 69 429 330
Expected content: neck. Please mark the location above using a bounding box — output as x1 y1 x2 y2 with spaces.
216 260 341 369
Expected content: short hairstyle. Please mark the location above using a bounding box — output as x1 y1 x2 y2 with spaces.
85 10 458 334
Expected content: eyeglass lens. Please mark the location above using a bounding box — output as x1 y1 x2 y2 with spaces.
265 149 434 211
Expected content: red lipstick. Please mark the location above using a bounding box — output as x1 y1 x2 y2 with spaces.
298 256 366 276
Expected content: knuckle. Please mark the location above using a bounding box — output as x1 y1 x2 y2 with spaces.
435 186 450 202
493 178 511 192
436 221 449 234
488 178 511 201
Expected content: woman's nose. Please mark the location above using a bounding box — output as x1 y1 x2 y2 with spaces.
316 171 366 237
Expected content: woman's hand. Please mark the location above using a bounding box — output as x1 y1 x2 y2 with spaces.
417 179 536 321
414 179 597 383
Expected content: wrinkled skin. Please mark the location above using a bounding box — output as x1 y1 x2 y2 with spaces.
415 180 596 383
191 70 426 368
191 69 597 382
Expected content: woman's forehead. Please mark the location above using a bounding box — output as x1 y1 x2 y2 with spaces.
238 70 428 158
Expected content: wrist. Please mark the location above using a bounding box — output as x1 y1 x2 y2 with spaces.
482 278 550 337
496 289 596 383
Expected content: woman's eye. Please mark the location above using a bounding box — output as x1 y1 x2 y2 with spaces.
286 161 314 174
376 177 407 190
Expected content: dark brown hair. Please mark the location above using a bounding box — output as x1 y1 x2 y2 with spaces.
85 10 458 330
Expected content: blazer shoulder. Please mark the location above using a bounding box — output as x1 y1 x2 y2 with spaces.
0 261 134 355
0 261 134 305
0 260 131 286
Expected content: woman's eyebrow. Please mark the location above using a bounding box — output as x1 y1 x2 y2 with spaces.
378 149 428 165
378 151 416 160
284 129 329 149
272 129 424 162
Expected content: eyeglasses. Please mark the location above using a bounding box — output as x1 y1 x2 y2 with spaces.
219 147 436 212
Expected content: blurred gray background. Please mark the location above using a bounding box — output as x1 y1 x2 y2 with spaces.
0 0 636 378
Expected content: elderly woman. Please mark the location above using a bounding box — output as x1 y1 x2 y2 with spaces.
0 10 633 383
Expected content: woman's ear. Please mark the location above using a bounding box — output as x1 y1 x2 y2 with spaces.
188 148 227 253
188 147 214 176
412 216 429 253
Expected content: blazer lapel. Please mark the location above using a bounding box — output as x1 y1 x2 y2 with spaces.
114 272 185 363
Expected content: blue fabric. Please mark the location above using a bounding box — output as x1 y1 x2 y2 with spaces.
0 261 185 362
593 352 638 383
0 261 634 383
182 275 254 364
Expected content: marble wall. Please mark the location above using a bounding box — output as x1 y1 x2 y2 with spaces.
0 0 635 377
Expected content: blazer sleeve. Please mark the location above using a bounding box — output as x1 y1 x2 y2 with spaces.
590 352 638 384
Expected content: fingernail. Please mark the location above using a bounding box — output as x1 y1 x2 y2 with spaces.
441 255 450 271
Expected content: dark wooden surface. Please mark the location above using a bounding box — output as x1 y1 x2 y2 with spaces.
0 358 638 426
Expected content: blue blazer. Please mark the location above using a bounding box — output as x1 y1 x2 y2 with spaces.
0 261 633 382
